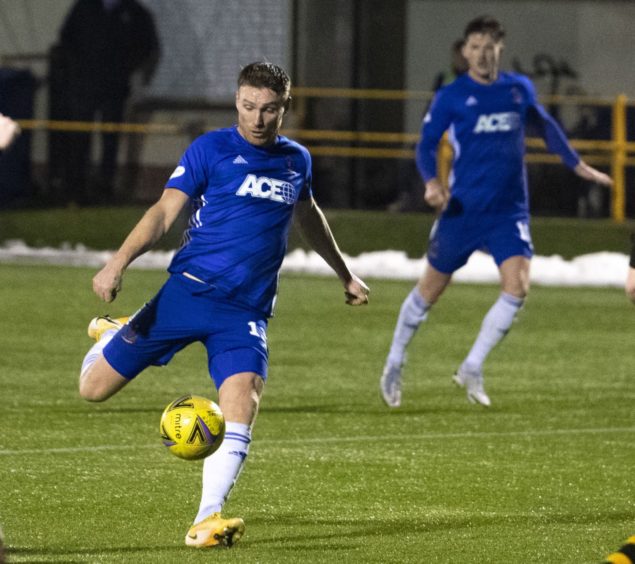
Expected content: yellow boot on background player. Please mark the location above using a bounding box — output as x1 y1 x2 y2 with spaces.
602 534 635 564
87 315 129 341
185 513 245 548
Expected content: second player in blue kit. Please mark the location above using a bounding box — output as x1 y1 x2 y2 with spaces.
380 15 612 408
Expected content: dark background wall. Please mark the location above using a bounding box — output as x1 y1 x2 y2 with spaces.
294 0 407 209
0 0 631 215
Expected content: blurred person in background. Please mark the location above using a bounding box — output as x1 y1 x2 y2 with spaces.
380 15 612 408
49 0 160 204
430 38 469 92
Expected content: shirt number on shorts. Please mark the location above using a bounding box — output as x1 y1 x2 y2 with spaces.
247 321 267 346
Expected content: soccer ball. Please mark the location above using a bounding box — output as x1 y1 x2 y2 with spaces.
160 395 225 460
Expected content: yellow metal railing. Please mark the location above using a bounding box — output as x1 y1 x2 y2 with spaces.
612 94 628 221
17 89 634 220
19 119 181 135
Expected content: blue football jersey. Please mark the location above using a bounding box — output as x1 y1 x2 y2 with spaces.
166 126 312 316
417 72 579 219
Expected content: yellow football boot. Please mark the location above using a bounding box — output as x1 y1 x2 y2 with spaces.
87 315 129 341
185 513 245 548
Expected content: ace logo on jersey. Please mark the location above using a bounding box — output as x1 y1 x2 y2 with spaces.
473 112 520 133
236 174 297 204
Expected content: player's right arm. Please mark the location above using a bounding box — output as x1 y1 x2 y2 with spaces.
415 89 454 211
0 114 20 150
423 177 450 210
92 188 189 302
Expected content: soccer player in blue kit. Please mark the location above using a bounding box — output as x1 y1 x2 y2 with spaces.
78 62 369 548
380 15 612 408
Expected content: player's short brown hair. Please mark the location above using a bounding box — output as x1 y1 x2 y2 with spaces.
463 15 505 42
238 62 291 101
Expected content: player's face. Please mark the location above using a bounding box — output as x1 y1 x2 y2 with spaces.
235 86 287 146
462 32 503 84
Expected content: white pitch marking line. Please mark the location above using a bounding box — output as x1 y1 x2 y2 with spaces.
1 426 634 456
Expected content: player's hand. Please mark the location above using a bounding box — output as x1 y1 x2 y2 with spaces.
574 161 613 187
92 265 124 302
626 267 635 304
0 114 20 150
424 178 449 210
344 274 369 306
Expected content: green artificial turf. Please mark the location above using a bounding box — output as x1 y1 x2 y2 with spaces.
0 264 634 562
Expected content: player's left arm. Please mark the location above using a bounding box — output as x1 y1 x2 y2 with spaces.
294 197 369 305
526 83 612 187
572 160 613 187
535 106 612 186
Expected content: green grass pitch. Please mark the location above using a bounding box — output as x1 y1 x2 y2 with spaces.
1 264 634 563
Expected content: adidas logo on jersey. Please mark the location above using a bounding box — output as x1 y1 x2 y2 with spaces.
233 155 248 164
236 174 296 204
465 96 478 106
473 112 520 133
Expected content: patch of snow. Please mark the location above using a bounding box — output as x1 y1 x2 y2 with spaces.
0 241 628 287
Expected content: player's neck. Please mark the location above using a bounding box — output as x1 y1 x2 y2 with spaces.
468 69 498 85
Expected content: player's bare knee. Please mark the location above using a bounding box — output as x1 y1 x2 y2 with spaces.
417 280 446 305
78 366 102 401
80 379 123 402
78 380 109 402
219 372 264 424
502 280 529 300
79 363 128 402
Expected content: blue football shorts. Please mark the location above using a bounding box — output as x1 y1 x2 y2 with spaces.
103 273 269 389
426 214 534 274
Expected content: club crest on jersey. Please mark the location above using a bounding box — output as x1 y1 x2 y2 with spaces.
510 87 523 105
473 112 520 133
170 165 185 179
236 174 296 204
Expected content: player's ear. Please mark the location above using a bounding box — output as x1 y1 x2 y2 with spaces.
283 96 292 113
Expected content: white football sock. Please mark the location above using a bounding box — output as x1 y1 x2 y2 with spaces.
387 287 430 367
462 292 524 371
194 421 251 523
80 329 118 378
